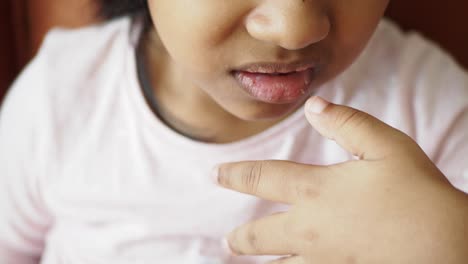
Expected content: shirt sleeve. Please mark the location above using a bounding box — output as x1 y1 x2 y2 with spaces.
0 49 53 263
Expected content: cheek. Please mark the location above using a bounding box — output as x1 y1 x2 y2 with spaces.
326 0 389 71
147 1 247 76
334 1 388 47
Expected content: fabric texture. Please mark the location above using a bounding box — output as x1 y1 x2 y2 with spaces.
1 16 467 264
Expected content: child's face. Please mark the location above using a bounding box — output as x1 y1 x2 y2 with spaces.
147 0 389 121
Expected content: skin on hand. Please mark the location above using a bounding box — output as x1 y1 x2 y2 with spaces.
214 97 468 264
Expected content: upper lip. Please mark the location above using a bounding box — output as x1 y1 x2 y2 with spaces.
233 61 316 74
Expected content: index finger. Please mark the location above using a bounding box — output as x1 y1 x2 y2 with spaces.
214 160 332 204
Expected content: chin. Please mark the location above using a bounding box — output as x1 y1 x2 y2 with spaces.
229 100 303 122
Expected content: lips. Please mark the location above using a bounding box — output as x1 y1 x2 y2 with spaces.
232 63 315 104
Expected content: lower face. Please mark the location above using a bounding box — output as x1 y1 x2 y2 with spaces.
147 0 390 121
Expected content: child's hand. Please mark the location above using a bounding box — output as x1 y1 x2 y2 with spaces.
214 97 468 263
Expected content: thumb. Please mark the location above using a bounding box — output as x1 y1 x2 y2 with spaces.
304 96 411 160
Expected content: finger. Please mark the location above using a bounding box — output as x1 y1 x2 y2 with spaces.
267 256 305 264
304 96 413 160
227 212 297 256
215 160 332 204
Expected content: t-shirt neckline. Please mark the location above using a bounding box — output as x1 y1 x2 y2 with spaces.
123 16 309 153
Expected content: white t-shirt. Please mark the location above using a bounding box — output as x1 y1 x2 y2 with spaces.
1 16 467 264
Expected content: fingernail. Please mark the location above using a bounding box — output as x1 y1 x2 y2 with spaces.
211 165 220 185
306 96 329 114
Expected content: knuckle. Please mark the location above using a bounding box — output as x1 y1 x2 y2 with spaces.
287 212 319 243
300 226 320 243
335 109 370 134
293 223 320 247
346 255 358 264
242 161 264 194
290 168 326 201
294 183 320 200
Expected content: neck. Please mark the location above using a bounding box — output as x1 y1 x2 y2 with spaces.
139 29 289 143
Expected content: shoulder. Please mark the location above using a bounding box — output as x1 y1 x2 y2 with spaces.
0 16 140 163
37 16 137 83
3 16 139 117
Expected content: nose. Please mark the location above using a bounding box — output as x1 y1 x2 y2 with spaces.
245 0 330 50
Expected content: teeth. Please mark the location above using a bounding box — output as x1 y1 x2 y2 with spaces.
245 68 309 74
246 71 292 75
296 66 310 72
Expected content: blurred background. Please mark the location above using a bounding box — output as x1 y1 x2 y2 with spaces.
1 0 467 102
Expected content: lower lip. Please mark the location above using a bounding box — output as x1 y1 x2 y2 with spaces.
233 69 315 103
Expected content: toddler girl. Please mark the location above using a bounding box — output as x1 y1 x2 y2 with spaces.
1 0 467 263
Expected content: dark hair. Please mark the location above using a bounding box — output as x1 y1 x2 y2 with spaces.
98 0 149 20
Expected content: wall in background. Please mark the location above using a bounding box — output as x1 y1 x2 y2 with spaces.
386 1 468 69
0 0 18 101
1 0 468 102
27 0 96 58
